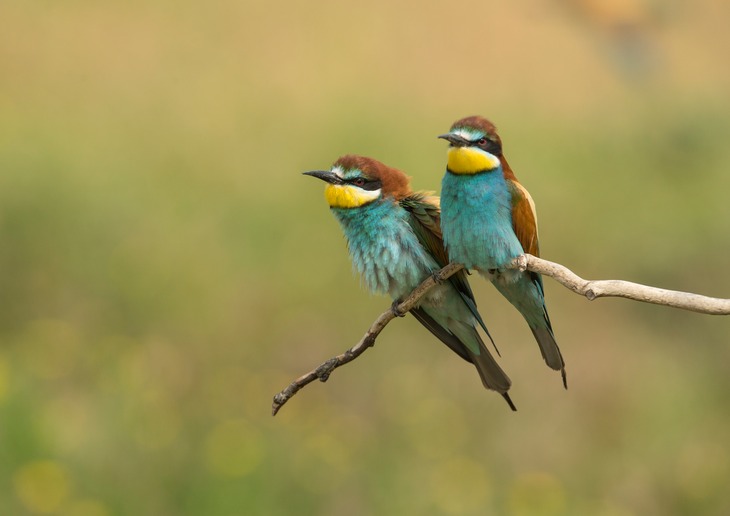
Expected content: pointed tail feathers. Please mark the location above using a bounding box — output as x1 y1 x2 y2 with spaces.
411 308 516 411
465 349 516 412
530 326 567 389
463 338 516 412
491 273 567 389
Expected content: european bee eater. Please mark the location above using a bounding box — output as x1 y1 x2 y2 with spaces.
438 116 567 387
304 155 516 410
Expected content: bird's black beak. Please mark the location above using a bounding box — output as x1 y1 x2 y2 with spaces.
302 170 343 184
438 133 471 147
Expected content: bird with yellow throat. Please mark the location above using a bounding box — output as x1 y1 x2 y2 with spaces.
304 155 516 410
438 116 567 387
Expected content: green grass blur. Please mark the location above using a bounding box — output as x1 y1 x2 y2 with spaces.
1 1 730 514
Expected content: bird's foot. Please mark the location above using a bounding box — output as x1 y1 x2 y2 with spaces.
515 254 528 272
431 269 444 284
391 300 407 318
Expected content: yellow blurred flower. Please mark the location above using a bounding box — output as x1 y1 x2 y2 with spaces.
507 471 566 516
428 456 491 514
13 460 72 514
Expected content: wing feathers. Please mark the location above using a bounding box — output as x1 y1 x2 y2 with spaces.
401 193 496 350
508 179 540 257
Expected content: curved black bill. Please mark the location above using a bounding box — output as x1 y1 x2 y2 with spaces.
437 133 471 147
302 170 343 184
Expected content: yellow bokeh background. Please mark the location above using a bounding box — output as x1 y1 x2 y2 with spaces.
2 0 730 514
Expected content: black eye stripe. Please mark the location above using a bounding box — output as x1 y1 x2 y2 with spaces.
472 136 501 155
347 178 382 191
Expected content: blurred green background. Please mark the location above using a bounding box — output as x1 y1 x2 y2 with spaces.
2 0 729 514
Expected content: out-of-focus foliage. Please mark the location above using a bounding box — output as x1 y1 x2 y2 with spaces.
1 1 729 514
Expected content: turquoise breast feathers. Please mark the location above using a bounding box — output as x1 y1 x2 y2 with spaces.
332 199 439 299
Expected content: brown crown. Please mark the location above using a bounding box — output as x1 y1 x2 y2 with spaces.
450 115 500 141
333 155 412 200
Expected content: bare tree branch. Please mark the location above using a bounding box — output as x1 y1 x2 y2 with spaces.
520 254 730 315
272 255 729 416
271 263 464 416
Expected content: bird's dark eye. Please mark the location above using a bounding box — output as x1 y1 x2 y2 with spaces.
352 178 366 187
477 138 488 146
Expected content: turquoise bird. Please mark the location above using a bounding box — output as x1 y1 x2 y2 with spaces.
304 154 516 410
438 116 567 387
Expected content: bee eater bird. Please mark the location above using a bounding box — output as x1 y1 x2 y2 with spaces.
304 154 516 410
438 116 567 387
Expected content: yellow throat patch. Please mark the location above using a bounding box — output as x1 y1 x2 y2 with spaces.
447 147 500 174
324 184 380 208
